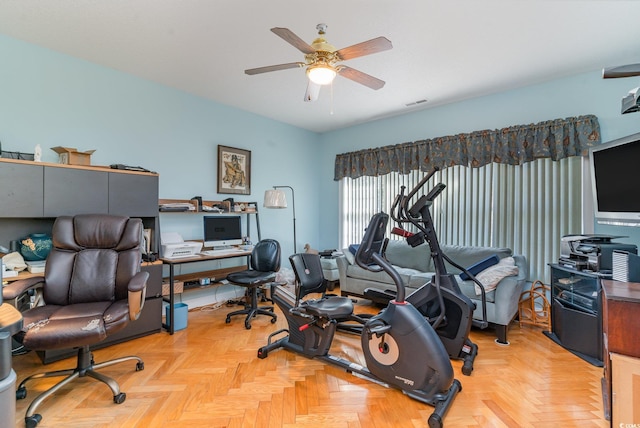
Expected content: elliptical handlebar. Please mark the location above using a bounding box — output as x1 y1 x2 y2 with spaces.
405 167 440 205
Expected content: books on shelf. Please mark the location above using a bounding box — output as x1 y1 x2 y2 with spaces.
2 268 18 278
159 202 196 212
26 260 46 274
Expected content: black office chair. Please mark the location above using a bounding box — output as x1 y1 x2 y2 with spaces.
3 214 148 428
226 239 280 329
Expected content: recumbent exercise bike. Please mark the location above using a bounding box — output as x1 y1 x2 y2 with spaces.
258 212 461 428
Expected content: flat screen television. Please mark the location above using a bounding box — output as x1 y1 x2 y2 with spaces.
589 131 640 225
203 215 243 248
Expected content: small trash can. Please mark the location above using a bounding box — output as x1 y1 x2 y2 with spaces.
165 303 188 331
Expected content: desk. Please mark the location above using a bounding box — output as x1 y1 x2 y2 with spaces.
161 249 252 334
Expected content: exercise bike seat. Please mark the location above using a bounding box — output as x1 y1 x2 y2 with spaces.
299 297 354 319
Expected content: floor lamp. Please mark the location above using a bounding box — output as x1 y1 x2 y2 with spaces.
263 185 296 254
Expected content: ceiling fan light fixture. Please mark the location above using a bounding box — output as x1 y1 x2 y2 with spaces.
307 65 337 85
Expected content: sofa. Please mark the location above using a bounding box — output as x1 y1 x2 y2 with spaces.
336 240 528 343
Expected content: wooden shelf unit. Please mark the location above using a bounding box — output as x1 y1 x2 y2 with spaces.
159 198 232 213
157 197 261 333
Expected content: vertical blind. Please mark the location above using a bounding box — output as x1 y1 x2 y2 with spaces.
339 156 583 282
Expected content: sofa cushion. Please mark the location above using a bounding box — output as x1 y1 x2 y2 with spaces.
442 245 512 274
345 263 408 285
457 279 497 303
385 240 432 272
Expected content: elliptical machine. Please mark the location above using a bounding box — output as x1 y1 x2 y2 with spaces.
258 212 461 428
363 168 488 375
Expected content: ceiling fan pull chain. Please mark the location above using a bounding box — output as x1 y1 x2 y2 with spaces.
330 81 334 115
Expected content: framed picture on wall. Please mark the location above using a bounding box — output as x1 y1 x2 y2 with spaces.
217 145 251 195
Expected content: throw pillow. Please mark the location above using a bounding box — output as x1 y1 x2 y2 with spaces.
343 245 358 265
459 254 500 280
474 256 519 295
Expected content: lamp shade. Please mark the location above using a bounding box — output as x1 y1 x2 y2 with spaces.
307 65 337 85
264 189 287 208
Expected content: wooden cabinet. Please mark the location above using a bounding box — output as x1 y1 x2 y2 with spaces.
44 166 109 216
110 173 158 217
601 279 640 423
0 158 162 363
610 353 640 426
0 161 43 217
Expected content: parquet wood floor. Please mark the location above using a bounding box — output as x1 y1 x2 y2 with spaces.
11 296 609 428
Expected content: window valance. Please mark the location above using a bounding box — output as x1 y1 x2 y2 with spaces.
334 114 601 180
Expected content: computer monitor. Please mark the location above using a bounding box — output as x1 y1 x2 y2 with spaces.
203 216 242 248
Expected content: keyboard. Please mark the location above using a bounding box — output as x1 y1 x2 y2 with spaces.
200 248 245 257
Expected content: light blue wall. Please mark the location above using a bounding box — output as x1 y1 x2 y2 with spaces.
318 70 640 251
0 34 321 257
4 33 640 256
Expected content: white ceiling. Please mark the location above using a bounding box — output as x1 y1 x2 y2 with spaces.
2 1 640 133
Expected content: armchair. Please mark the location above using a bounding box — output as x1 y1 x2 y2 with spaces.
5 214 148 428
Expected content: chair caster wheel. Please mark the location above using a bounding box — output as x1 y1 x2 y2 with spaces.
25 414 42 428
16 386 27 400
136 361 144 371
270 318 277 324
245 322 252 330
114 392 126 404
225 317 231 324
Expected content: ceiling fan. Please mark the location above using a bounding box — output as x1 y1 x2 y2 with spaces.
602 63 640 79
244 24 392 102
602 63 640 114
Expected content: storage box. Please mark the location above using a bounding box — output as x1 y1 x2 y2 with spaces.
165 302 188 331
51 146 95 166
162 281 184 296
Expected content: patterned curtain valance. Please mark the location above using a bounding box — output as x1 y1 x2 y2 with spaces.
334 114 601 180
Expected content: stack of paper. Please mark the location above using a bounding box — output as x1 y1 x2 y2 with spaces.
26 260 46 274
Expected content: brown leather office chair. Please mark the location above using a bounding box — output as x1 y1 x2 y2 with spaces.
4 214 148 428
226 239 280 329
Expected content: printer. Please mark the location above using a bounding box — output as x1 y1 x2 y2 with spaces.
559 234 637 273
160 232 203 259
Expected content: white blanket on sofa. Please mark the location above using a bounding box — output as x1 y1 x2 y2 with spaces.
474 256 519 295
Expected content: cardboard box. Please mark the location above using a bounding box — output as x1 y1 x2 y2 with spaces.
162 281 184 296
51 146 95 166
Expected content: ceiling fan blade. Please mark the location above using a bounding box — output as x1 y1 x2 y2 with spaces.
336 36 393 61
245 62 304 75
271 27 315 54
304 82 321 102
603 63 640 78
338 66 385 90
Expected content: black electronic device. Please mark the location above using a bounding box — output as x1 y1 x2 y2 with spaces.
191 196 203 210
560 234 637 272
109 163 154 173
589 131 640 225
203 215 243 248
